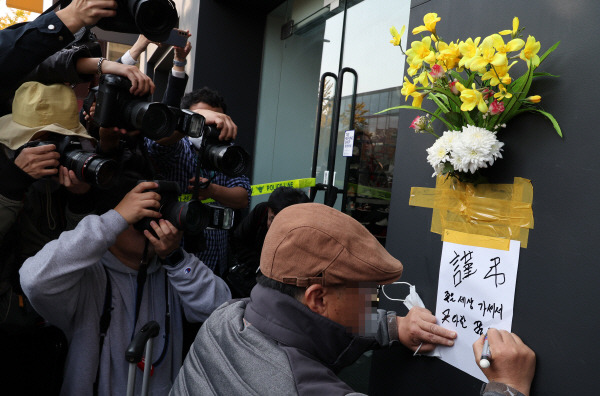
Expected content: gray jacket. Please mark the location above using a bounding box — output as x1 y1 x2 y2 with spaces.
20 210 231 395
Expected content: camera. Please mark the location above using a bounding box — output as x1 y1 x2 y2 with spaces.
134 180 234 236
60 0 178 42
190 124 251 177
168 107 205 138
94 74 176 140
16 135 117 188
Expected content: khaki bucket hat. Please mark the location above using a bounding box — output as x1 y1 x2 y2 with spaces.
0 81 92 150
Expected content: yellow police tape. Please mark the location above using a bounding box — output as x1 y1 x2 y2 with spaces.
178 178 317 203
409 176 534 249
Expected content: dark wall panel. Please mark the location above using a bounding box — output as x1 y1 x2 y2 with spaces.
194 0 267 168
374 1 600 395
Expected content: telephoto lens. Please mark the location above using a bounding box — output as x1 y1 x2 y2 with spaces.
63 150 118 188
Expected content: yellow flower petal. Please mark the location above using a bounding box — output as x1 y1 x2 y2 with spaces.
526 95 541 103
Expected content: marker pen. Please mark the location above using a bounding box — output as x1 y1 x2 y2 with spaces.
479 333 491 368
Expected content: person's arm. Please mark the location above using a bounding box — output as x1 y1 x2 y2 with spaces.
475 329 536 396
19 209 128 330
77 58 155 96
162 38 191 106
0 1 116 81
143 216 231 322
191 174 251 209
25 44 93 86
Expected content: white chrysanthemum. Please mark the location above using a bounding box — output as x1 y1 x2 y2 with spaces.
450 125 504 174
426 131 458 175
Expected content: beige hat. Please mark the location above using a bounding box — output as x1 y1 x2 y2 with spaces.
260 203 403 287
0 81 92 150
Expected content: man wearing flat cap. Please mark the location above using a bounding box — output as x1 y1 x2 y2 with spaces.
171 203 536 396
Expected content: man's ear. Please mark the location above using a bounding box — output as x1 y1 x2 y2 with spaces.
304 284 327 315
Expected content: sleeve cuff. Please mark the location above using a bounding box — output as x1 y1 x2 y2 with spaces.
120 50 137 65
481 382 526 396
171 69 186 79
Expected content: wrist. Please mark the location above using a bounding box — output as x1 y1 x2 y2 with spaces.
173 59 187 67
55 9 83 34
160 247 185 266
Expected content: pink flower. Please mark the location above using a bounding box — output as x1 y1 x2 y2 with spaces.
448 81 459 95
429 64 444 79
410 116 423 130
489 100 505 115
482 88 493 101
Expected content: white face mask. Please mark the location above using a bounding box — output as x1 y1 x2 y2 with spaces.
380 282 425 310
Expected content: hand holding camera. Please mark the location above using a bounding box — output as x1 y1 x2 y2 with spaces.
114 181 162 224
14 144 61 179
143 219 183 259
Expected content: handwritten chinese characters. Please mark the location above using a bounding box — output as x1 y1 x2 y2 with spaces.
434 239 521 382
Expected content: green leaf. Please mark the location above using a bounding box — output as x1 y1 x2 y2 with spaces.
539 41 560 65
533 72 559 78
528 109 563 137
376 105 456 131
428 94 450 113
449 70 468 86
496 59 534 125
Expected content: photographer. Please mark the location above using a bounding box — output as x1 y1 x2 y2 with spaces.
0 0 118 116
0 81 99 393
145 87 250 276
20 180 231 395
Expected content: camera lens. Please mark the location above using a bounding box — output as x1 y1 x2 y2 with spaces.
64 151 118 187
132 0 178 42
161 200 210 234
202 144 251 177
127 101 176 140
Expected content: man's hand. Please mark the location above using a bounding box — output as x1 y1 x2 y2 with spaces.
14 145 60 179
114 182 162 224
397 306 457 352
143 219 184 259
473 329 536 396
57 165 90 195
56 0 117 33
97 61 155 95
191 109 237 141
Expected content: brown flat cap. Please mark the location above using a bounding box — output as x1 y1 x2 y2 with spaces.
260 203 403 287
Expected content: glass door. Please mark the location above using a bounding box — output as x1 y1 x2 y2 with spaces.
253 0 410 244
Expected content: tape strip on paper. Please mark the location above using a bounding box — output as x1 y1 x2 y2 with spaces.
178 177 317 203
409 177 534 248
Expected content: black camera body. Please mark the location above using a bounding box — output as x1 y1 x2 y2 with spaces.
134 180 234 236
94 74 176 140
16 135 117 187
60 0 178 42
190 124 251 178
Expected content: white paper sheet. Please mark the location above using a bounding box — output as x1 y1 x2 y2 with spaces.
434 239 521 382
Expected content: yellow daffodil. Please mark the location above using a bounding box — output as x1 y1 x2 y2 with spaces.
460 83 488 113
406 62 420 76
493 84 513 101
458 37 481 69
406 36 437 67
416 70 430 87
499 17 519 37
437 41 462 71
401 76 417 100
469 35 507 72
390 25 406 46
526 95 541 103
490 33 525 54
411 92 426 108
520 35 541 67
412 13 441 35
481 61 517 86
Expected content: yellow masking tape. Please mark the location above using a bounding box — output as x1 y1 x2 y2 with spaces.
443 230 511 251
410 176 534 248
178 178 317 202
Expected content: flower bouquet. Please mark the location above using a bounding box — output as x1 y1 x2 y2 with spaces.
383 13 561 183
